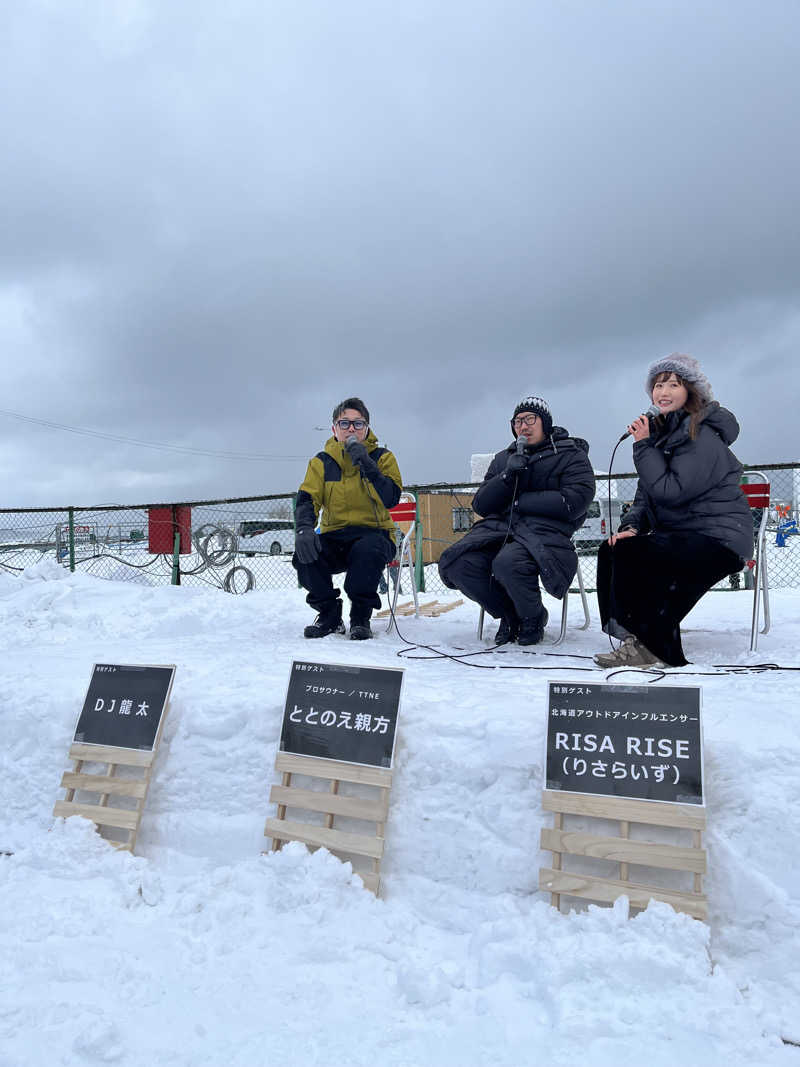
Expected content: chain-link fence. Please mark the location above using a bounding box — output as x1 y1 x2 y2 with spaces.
1 463 798 595
0 495 300 592
414 462 800 595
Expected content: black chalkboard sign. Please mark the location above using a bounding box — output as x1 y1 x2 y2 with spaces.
73 664 176 751
545 682 703 805
281 661 403 768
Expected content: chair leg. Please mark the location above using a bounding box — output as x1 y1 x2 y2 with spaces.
386 564 401 633
760 556 770 636
477 606 484 640
749 559 761 653
552 590 569 645
386 534 418 633
575 557 591 630
552 558 590 647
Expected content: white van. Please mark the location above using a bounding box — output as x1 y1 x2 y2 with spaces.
237 520 295 557
574 498 624 553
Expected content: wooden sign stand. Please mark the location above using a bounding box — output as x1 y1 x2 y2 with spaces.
264 751 392 895
53 663 174 852
539 790 707 920
53 741 162 852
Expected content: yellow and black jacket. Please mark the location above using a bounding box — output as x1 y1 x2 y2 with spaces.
295 431 402 536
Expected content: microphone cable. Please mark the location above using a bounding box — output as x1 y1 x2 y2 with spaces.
352 433 800 679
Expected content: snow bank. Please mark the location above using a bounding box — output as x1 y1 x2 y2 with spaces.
1 568 799 1065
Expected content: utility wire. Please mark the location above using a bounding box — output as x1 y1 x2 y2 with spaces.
0 408 305 462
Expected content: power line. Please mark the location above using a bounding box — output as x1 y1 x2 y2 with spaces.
0 408 306 462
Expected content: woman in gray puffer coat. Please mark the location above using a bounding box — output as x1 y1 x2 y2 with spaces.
595 354 753 669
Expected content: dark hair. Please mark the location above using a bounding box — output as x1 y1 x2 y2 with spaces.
651 372 705 439
332 397 370 424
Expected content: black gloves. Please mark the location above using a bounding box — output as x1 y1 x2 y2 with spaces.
503 451 528 480
295 528 321 564
345 438 379 477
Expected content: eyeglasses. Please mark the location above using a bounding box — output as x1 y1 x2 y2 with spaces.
512 414 538 427
336 418 367 430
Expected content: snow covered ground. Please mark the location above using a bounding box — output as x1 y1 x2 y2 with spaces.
1 561 799 1066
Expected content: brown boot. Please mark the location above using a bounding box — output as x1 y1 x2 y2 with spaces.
594 636 662 668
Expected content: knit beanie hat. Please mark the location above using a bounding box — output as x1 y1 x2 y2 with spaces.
510 396 553 437
645 353 713 404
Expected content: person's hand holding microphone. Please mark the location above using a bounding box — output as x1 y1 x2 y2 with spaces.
618 403 659 443
503 434 529 481
608 404 658 544
345 435 379 478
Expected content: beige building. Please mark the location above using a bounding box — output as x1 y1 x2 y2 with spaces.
414 489 478 564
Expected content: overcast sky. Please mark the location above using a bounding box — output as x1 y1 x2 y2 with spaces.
2 0 799 507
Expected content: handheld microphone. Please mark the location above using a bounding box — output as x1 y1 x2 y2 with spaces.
515 434 528 454
345 433 365 478
618 404 660 443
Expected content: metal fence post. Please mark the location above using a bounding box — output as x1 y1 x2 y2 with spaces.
171 506 181 585
68 507 76 573
414 501 425 592
292 493 302 589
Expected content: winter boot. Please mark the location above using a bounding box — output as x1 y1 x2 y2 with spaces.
517 608 549 646
594 636 662 668
349 611 373 641
494 615 519 645
303 603 345 639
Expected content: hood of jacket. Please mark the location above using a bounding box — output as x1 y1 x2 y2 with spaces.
700 402 740 445
655 402 740 449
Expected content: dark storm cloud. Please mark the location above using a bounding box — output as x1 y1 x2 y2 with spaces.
1 0 799 505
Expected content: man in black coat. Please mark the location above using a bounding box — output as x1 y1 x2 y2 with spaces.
438 396 595 645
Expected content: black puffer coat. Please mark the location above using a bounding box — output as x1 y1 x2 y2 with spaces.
439 427 596 599
622 403 753 563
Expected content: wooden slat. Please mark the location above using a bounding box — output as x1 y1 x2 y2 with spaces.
275 752 392 787
355 870 381 894
375 601 413 618
269 785 388 822
551 811 563 909
540 828 707 873
693 829 704 895
542 790 706 831
395 601 430 616
264 817 384 860
539 868 707 921
68 743 154 768
423 600 463 616
60 772 147 799
53 800 140 832
414 601 440 615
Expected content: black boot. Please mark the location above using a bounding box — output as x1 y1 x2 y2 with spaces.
349 611 373 641
304 603 345 639
517 608 549 646
494 615 518 645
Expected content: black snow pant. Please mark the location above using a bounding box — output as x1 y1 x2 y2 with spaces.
293 526 396 621
597 530 741 666
439 538 544 621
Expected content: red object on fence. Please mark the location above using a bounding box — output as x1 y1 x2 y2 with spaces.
148 506 192 555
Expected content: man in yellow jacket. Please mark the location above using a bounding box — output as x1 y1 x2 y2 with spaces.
293 397 403 640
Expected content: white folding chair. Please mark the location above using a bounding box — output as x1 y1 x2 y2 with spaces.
476 554 590 644
740 472 771 652
385 493 420 632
